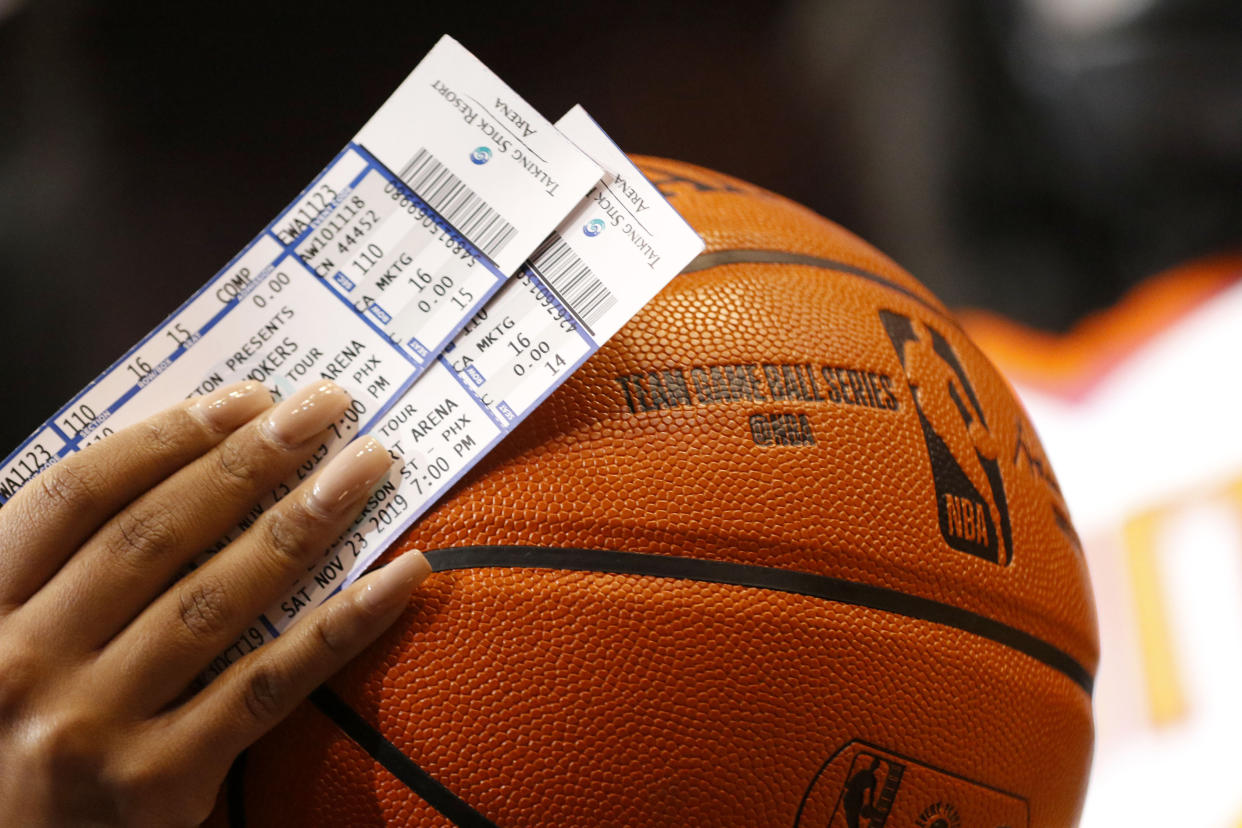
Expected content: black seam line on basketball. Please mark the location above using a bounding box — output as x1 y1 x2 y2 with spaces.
681 248 957 325
309 687 500 828
424 546 1094 695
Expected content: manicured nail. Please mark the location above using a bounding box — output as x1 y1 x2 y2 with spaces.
190 381 273 431
262 381 350 447
308 437 393 515
358 550 431 612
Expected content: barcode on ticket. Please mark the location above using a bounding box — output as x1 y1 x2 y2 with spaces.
398 147 517 259
528 235 618 329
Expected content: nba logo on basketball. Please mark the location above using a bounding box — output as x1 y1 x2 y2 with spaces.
831 753 905 828
879 310 1013 565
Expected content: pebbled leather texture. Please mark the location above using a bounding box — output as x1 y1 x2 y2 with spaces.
232 158 1097 827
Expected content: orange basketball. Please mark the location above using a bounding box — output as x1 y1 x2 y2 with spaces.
223 159 1097 826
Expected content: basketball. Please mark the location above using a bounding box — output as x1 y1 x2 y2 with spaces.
223 159 1097 826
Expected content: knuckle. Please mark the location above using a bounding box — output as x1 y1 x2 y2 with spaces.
0 641 41 722
112 504 179 565
21 708 103 771
137 415 187 455
112 758 193 825
176 577 231 644
312 608 353 656
261 505 315 569
38 461 102 513
113 758 166 800
214 438 261 489
239 663 288 725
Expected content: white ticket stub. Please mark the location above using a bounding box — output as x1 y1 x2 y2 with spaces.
0 36 600 505
210 106 704 676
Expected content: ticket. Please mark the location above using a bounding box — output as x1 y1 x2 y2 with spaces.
0 36 600 505
215 106 705 674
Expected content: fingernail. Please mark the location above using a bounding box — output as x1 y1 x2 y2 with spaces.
191 381 273 430
262 381 350 447
308 437 393 515
358 550 431 612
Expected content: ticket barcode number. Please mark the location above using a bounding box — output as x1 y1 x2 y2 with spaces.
528 234 617 329
398 148 517 260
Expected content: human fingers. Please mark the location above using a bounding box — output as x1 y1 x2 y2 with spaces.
100 437 394 711
0 381 272 607
23 380 350 649
167 549 430 765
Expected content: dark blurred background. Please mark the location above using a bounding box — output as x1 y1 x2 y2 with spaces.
3 0 1241 452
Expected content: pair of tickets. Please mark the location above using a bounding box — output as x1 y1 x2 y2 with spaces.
0 36 704 676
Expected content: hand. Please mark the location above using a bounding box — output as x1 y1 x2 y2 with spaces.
0 380 430 826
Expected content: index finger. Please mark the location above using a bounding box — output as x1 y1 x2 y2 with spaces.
0 381 272 606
